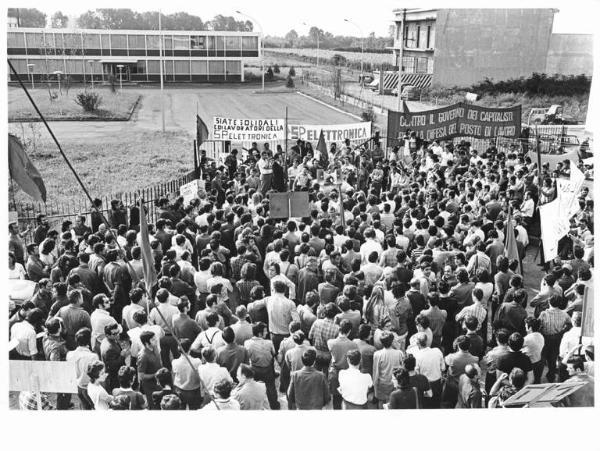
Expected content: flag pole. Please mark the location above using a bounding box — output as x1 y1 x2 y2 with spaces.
284 106 289 187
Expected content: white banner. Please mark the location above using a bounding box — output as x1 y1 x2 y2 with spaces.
539 199 560 262
555 164 586 237
287 122 371 142
213 117 286 141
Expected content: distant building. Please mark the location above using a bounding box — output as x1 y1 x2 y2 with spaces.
391 8 592 88
7 28 261 83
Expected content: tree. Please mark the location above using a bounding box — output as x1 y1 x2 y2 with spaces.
288 66 296 77
209 15 251 31
76 10 103 29
9 8 46 27
286 74 295 88
51 11 69 28
331 54 347 66
266 67 274 81
308 27 324 43
284 29 299 47
273 64 280 74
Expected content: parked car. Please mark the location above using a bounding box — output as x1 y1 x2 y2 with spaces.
392 84 420 100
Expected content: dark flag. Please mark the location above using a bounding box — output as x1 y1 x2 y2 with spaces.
139 202 157 299
317 129 328 167
196 115 209 146
8 134 46 202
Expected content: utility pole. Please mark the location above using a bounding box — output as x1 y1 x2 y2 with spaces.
396 8 407 112
159 10 165 132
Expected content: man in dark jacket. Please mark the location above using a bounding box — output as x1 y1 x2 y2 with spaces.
287 348 330 410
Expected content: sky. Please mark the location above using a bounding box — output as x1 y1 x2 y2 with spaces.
10 0 599 37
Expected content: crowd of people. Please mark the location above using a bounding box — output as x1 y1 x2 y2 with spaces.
8 131 594 410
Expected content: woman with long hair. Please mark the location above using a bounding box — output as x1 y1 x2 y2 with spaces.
363 284 392 348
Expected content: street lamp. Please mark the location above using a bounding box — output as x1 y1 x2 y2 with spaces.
344 19 364 84
88 60 95 89
236 10 264 92
53 70 64 95
116 64 124 94
302 22 319 68
27 63 34 89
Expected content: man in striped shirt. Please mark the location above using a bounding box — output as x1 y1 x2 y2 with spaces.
308 303 340 368
456 288 487 332
539 295 572 382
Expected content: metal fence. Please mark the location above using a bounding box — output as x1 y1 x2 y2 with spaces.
13 169 197 244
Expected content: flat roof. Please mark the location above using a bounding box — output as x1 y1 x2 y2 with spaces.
9 27 260 37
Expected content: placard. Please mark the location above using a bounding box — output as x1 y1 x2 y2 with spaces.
287 122 371 142
269 192 310 218
10 361 78 394
213 117 285 141
179 180 203 206
582 285 594 337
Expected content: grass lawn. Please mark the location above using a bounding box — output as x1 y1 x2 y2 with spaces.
8 86 140 121
8 124 193 207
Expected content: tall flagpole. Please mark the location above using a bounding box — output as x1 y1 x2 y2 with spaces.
159 10 165 132
284 106 289 187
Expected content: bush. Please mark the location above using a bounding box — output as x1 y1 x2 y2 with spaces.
471 73 591 97
74 90 102 112
289 66 296 77
361 107 375 123
273 64 280 74
331 54 347 67
266 67 274 81
286 75 295 88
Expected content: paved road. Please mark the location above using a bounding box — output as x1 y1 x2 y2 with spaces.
11 84 360 141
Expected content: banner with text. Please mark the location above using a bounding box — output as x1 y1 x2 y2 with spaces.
387 102 521 142
213 117 286 141
287 122 372 143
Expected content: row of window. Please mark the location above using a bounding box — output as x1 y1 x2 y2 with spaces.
7 32 259 52
398 22 435 49
401 56 433 74
9 58 242 76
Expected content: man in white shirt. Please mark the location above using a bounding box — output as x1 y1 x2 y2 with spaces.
519 191 535 228
90 294 119 353
559 312 592 360
191 312 226 354
338 349 373 409
198 346 232 396
148 288 180 368
128 310 164 359
359 228 383 264
10 308 43 360
257 151 274 195
66 327 100 410
407 332 445 408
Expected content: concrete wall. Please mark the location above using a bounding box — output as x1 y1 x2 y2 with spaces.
545 34 593 76
432 9 555 87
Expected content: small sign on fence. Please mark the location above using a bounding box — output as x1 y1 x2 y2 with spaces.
180 179 204 206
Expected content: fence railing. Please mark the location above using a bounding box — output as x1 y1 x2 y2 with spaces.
13 169 197 244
